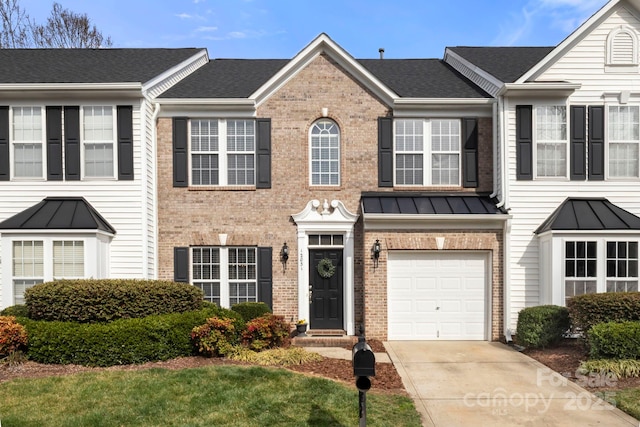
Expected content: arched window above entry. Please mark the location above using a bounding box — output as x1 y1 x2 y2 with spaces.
309 119 340 186
607 25 638 67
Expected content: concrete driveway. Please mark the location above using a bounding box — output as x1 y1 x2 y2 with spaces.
384 341 639 427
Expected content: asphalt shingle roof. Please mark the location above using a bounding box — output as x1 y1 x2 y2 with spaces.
159 58 491 99
448 46 555 83
0 48 203 84
0 197 116 234
534 198 640 234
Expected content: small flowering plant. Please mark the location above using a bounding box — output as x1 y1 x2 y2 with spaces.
297 319 307 325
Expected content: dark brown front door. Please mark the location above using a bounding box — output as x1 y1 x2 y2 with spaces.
309 249 343 329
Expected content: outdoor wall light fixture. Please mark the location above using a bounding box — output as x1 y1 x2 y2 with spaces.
372 239 381 268
281 242 289 263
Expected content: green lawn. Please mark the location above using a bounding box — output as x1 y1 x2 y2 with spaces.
616 387 640 421
0 365 421 427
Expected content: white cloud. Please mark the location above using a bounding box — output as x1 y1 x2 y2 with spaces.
493 0 607 45
195 26 218 33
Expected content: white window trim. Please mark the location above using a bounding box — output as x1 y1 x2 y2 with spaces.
189 246 258 308
10 105 46 181
605 104 640 180
393 118 462 186
81 105 118 180
188 119 256 187
309 119 341 187
532 103 569 180
541 233 640 306
0 233 110 307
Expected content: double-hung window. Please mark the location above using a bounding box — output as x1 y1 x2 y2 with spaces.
12 241 44 305
608 105 639 178
12 107 44 179
190 119 255 186
191 247 257 307
535 106 567 178
83 106 115 178
395 119 460 186
563 239 639 304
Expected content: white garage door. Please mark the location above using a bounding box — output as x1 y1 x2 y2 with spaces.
388 252 488 340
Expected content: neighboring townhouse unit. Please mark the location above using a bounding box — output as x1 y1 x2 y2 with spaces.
0 48 208 308
447 0 640 336
155 34 508 341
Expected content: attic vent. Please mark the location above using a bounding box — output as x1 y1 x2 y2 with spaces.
607 25 638 66
379 48 384 59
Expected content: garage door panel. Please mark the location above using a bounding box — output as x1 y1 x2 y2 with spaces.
388 252 488 341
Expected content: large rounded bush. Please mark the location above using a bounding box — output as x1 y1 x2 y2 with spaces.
589 321 640 359
25 279 204 323
516 305 570 349
567 292 640 332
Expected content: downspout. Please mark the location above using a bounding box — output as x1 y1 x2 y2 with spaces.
144 91 161 279
497 93 512 341
490 101 499 202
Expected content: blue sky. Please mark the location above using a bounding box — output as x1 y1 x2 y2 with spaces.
23 0 609 58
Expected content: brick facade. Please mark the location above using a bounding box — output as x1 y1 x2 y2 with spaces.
156 53 501 339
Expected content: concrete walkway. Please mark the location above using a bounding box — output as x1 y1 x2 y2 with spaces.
384 341 639 427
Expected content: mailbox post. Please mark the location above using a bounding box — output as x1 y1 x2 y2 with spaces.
352 327 375 427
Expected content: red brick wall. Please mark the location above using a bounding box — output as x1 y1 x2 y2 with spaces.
156 53 499 338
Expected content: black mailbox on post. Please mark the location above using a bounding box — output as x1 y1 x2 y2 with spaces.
352 340 376 378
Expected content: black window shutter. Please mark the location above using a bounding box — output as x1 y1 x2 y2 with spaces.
174 247 189 283
378 117 393 187
570 105 586 180
588 106 605 181
256 118 271 189
64 106 81 181
516 105 533 180
462 117 478 188
117 105 134 180
46 106 63 181
0 106 10 181
257 247 273 309
173 117 188 187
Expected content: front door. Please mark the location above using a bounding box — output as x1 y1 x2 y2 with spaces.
309 249 343 329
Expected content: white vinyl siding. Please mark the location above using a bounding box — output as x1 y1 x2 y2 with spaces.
535 106 567 178
310 120 340 186
395 119 460 186
12 107 44 179
83 106 115 178
190 247 257 307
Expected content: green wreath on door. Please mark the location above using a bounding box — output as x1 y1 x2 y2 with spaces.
317 258 336 279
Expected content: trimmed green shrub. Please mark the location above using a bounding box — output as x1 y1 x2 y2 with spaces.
0 316 28 356
588 321 640 360
516 305 570 349
16 307 220 367
191 317 239 357
228 347 323 366
0 305 29 317
231 302 271 321
242 314 291 351
25 279 204 323
567 292 640 332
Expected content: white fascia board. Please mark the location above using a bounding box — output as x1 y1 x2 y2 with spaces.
535 229 640 239
498 82 581 97
444 49 505 90
363 214 511 230
251 33 397 108
0 229 115 238
394 98 494 106
517 0 620 82
142 49 209 91
0 82 142 91
156 99 256 117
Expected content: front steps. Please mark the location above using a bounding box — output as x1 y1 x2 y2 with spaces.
291 329 357 347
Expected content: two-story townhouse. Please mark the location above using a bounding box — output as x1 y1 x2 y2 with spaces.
0 48 208 308
155 34 509 341
447 0 640 338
